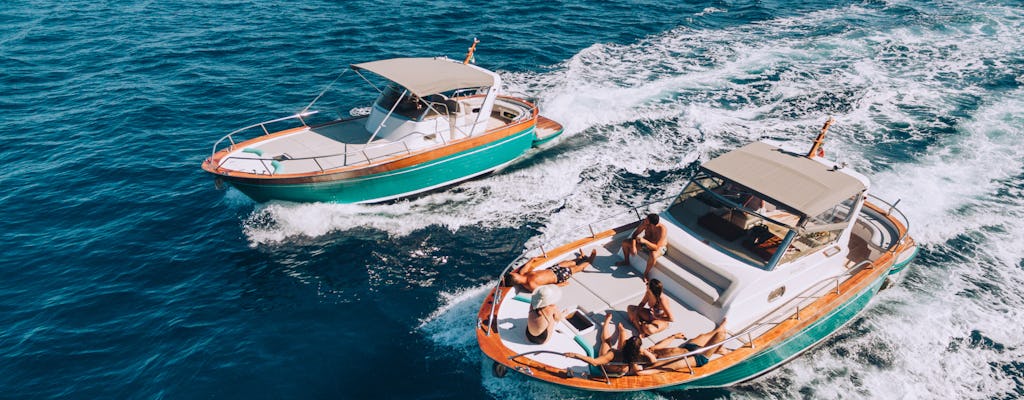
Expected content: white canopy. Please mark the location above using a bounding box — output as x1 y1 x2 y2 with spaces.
351 57 495 97
702 142 866 217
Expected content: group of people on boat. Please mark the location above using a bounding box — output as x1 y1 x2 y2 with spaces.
508 213 730 377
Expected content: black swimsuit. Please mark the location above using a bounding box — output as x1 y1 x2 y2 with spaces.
525 326 549 344
550 266 571 284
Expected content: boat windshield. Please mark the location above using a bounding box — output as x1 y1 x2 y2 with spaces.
667 172 862 268
375 84 462 121
375 83 428 120
666 173 802 268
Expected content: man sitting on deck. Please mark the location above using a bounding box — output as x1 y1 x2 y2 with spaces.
636 319 731 375
507 249 596 292
616 213 668 281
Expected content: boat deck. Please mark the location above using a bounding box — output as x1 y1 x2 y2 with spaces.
495 233 745 374
215 115 509 175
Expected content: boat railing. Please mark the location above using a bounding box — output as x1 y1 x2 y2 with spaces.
640 259 875 374
212 129 455 175
865 193 911 245
499 236 879 380
483 195 679 337
210 111 319 159
507 350 614 385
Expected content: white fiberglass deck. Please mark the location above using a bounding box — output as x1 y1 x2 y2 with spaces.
216 115 509 175
495 234 745 373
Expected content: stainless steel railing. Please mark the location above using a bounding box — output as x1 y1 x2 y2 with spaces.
210 111 319 159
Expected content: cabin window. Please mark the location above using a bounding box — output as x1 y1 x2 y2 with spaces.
375 84 428 120
777 194 859 265
667 174 799 269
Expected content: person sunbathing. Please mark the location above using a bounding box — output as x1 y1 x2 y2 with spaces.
507 249 596 292
627 279 674 337
563 312 656 377
637 318 730 375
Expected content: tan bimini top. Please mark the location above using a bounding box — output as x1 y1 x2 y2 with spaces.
352 57 495 97
702 142 867 217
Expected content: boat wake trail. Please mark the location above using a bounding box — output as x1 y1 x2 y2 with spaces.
249 0 1023 396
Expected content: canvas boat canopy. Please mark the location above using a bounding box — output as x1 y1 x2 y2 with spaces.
351 57 495 97
701 142 866 217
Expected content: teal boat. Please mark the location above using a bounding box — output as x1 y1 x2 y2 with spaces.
201 43 563 203
476 121 917 391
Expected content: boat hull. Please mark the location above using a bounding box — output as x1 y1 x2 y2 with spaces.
659 270 887 390
218 126 536 203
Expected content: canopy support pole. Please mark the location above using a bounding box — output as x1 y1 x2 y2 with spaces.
367 89 406 145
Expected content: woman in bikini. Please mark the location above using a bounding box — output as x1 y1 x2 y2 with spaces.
563 312 656 377
507 249 596 292
525 285 563 344
638 318 730 374
627 279 674 337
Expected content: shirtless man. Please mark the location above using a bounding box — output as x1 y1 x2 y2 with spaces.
637 318 730 375
508 249 597 292
616 213 668 281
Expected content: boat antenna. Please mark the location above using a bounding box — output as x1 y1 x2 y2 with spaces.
463 38 480 65
806 116 835 159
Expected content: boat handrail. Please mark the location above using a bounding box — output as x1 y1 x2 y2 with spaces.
865 193 911 245
213 130 459 175
500 261 878 379
484 195 679 337
210 111 319 159
507 350 613 385
643 260 875 372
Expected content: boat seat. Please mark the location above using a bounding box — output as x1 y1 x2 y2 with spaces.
622 224 734 317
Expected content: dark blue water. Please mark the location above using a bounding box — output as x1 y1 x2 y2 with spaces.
3 0 1024 398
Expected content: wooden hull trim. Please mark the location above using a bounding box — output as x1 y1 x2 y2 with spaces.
477 202 914 391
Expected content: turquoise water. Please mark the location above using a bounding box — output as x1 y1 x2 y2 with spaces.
2 0 1023 398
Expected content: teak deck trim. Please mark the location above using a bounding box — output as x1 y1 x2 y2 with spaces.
202 96 539 184
477 202 913 391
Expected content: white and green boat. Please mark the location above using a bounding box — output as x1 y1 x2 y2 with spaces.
477 122 917 391
202 43 563 203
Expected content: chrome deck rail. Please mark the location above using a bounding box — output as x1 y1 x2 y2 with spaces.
210 111 319 159
214 130 449 175
644 260 874 373
865 193 911 244
503 258 867 381
209 97 539 175
507 350 612 385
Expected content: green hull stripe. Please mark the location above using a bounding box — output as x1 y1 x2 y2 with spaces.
668 274 887 390
227 127 536 203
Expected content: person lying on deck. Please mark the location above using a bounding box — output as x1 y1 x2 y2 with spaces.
563 312 657 377
636 318 731 375
507 249 596 292
616 213 668 281
627 279 674 337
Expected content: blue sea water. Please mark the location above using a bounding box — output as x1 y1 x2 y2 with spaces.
3 0 1024 398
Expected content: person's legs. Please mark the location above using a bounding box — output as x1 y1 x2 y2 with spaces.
569 249 598 274
599 313 615 356
649 332 687 352
643 250 659 280
644 319 670 336
616 239 636 266
684 318 729 359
